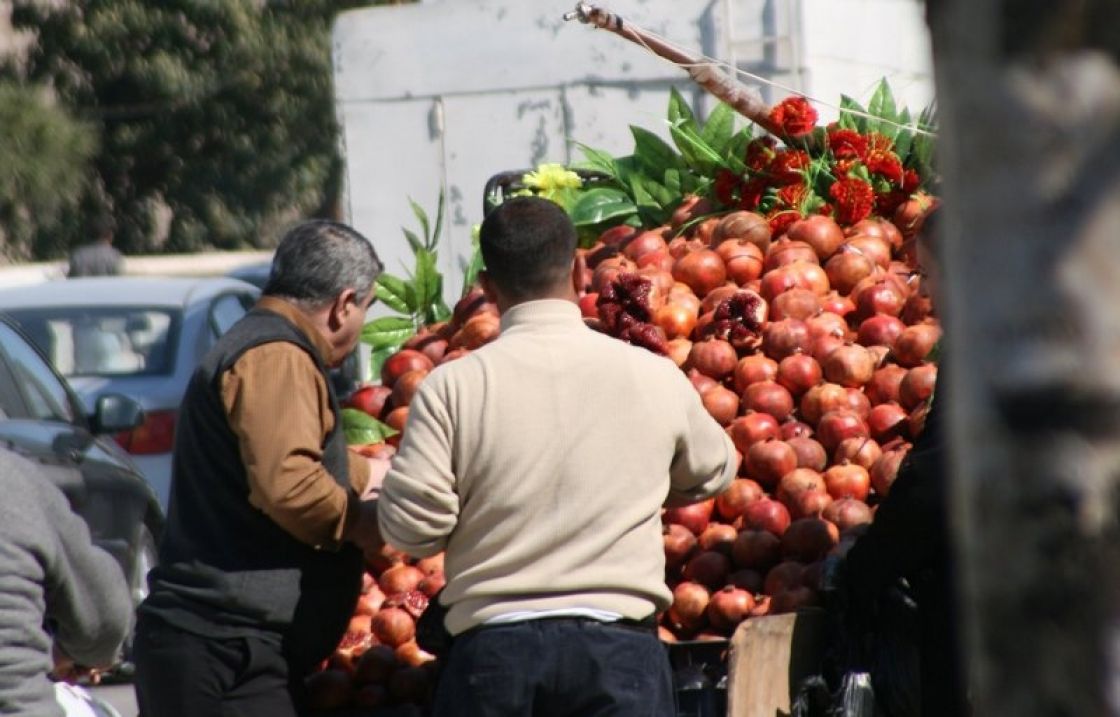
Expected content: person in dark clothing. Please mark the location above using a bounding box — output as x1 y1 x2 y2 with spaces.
841 208 970 716
132 220 388 717
68 215 123 278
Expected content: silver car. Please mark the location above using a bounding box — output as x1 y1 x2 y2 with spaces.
0 277 260 508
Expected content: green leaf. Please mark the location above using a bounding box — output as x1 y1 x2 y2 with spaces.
668 88 698 132
577 144 619 178
361 316 416 349
839 95 867 133
670 122 722 173
700 103 735 156
631 126 681 177
893 108 914 159
413 248 441 310
402 228 423 254
725 126 754 167
461 230 486 295
630 176 669 226
568 187 638 227
663 169 682 197
431 190 445 250
375 274 413 314
342 408 399 446
868 79 897 137
368 346 399 385
408 197 431 247
430 298 452 324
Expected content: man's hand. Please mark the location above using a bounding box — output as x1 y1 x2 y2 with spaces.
50 643 102 685
361 455 391 501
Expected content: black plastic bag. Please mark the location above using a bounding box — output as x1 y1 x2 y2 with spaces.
792 671 876 717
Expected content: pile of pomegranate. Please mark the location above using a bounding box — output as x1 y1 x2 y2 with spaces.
316 198 938 711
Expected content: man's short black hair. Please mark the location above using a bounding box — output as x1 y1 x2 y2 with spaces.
91 213 116 240
479 197 577 300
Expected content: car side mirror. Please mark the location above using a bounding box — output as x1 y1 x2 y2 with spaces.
92 393 145 434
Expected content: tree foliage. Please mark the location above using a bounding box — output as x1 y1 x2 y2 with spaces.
3 0 406 259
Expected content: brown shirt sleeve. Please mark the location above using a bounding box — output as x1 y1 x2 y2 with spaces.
220 342 361 549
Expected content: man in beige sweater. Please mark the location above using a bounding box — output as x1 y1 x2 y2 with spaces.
379 196 736 716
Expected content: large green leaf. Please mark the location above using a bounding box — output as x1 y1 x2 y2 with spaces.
569 187 637 227
700 103 735 157
375 274 414 314
577 144 619 178
408 197 431 248
668 87 699 132
342 408 399 446
838 95 867 133
893 108 914 160
413 248 441 310
631 126 681 178
361 316 416 349
670 122 722 174
630 176 669 226
402 228 423 255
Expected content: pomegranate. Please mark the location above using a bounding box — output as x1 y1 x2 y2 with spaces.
745 439 798 489
684 550 731 590
776 468 826 508
857 315 907 351
823 463 871 501
899 364 938 410
713 211 772 252
707 586 756 632
822 344 876 388
833 436 882 470
733 355 779 393
370 607 415 648
306 669 355 712
715 239 766 285
654 303 699 340
787 216 845 261
871 443 912 496
787 436 828 471
823 498 874 532
741 381 795 422
623 230 669 263
663 499 715 537
781 420 815 440
715 478 764 521
450 313 501 350
865 365 908 405
763 560 807 596
769 288 821 323
799 382 850 425
673 249 727 297
380 350 434 389
727 412 782 453
395 641 437 668
698 523 739 555
894 323 942 368
417 571 446 598
664 523 699 570
853 279 907 322
761 319 812 361
346 385 393 420
789 488 833 520
378 564 425 596
666 338 694 367
824 248 876 296
688 339 738 380
868 402 909 442
843 234 892 269
728 568 765 594
701 384 740 426
389 369 428 409
731 529 782 570
781 517 840 562
742 498 792 537
777 354 823 397
764 238 819 273
820 291 856 317
354 644 397 686
816 410 870 452
668 581 711 631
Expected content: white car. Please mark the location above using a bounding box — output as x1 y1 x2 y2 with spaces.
0 277 260 508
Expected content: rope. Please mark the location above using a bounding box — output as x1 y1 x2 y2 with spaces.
566 4 938 138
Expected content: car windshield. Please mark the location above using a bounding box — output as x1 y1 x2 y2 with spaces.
4 307 181 378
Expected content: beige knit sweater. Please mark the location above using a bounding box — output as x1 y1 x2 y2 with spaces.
378 299 737 635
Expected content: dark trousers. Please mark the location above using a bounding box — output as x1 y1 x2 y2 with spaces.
433 618 675 717
132 614 305 717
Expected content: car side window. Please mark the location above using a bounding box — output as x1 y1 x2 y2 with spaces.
210 294 249 338
0 323 76 423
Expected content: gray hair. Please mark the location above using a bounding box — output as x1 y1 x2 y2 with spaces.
264 220 383 308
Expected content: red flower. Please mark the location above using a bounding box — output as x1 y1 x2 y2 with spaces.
902 169 921 193
767 209 802 236
714 169 743 205
745 137 777 172
866 132 894 153
768 96 818 138
866 149 904 186
776 183 809 209
737 178 768 211
769 150 810 185
827 127 868 160
829 177 875 226
832 158 859 177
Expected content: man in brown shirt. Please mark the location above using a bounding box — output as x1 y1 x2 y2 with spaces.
133 220 386 717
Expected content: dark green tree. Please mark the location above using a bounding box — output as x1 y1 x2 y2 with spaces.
0 82 96 261
4 0 406 258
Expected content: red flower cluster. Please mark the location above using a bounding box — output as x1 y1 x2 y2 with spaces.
829 177 875 225
866 148 904 186
768 97 818 138
826 127 868 160
769 150 810 185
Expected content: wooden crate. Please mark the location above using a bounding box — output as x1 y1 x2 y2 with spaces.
726 609 826 717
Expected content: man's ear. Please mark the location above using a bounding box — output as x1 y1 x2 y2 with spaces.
478 270 497 304
331 288 358 328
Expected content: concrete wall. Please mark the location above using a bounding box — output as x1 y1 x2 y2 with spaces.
332 0 934 300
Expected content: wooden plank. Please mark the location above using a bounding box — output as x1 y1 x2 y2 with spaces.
726 609 826 717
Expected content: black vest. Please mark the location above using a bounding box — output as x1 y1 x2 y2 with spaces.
140 308 361 667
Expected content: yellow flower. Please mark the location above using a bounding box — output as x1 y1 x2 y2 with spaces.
520 163 582 201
